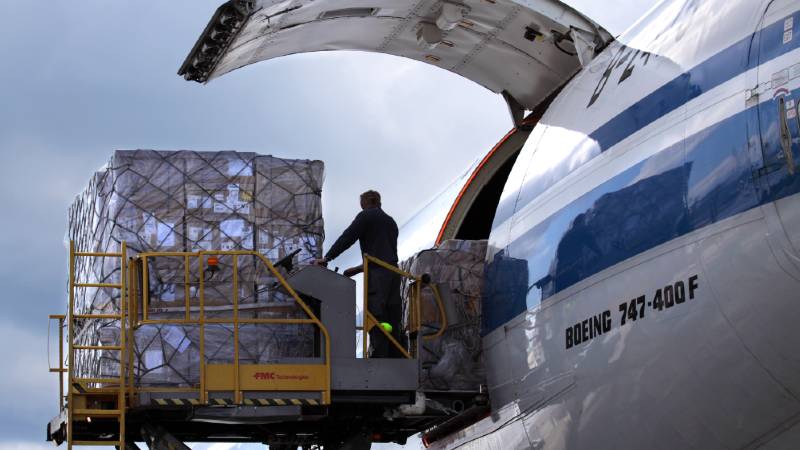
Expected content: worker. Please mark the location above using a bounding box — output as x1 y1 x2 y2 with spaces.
315 190 404 358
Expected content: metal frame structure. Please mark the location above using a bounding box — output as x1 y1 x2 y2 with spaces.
361 254 419 360
360 254 448 359
48 314 66 412
55 242 333 447
51 243 454 447
133 249 332 406
66 241 128 448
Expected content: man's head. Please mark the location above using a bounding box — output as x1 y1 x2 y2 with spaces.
360 190 381 210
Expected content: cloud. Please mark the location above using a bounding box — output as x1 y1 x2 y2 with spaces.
0 0 654 447
0 321 59 442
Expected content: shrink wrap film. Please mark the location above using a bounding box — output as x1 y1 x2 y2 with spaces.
68 150 324 387
401 239 487 391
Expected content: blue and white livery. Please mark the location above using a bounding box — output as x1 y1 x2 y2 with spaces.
181 0 800 448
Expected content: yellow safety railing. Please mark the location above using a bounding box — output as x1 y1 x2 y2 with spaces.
133 250 332 405
362 254 418 359
56 242 333 447
361 254 451 359
360 254 447 359
48 314 66 411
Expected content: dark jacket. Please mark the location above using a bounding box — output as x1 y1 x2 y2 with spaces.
325 207 398 264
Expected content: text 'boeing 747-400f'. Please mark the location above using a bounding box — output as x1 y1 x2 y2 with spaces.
177 0 800 449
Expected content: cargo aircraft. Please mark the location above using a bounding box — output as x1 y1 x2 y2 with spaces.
179 0 800 448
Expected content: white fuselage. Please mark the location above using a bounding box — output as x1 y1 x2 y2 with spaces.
434 0 800 448
180 0 800 447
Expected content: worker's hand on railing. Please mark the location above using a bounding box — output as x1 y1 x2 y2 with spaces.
343 264 364 278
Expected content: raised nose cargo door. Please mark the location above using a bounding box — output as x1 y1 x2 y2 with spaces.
179 0 613 114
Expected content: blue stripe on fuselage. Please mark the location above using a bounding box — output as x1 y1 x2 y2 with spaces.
484 94 800 334
482 13 800 334
589 10 797 153
489 11 798 231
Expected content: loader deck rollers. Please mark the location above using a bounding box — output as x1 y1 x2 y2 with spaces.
47 243 486 449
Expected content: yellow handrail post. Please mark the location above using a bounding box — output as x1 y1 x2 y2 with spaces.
67 241 75 450
127 260 135 401
362 253 369 359
119 241 127 450
142 256 149 323
58 315 65 410
361 254 418 360
412 282 418 340
412 280 417 358
199 253 206 404
184 254 190 322
233 254 240 405
419 282 424 347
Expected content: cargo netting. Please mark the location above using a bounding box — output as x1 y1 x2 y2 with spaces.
401 239 487 391
68 150 324 387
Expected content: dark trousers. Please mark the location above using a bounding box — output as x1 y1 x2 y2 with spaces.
367 266 405 358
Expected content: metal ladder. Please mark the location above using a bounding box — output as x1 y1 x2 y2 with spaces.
67 241 128 448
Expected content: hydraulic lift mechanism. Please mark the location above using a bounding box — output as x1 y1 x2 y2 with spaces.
47 242 486 449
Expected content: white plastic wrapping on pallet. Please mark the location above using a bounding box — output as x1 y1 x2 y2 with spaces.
401 239 487 391
69 150 324 386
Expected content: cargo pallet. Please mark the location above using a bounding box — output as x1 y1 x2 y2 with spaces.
47 242 486 449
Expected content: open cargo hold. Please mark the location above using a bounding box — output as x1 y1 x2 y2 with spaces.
68 150 325 386
401 239 488 391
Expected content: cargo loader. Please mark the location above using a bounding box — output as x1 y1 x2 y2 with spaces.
46 243 487 449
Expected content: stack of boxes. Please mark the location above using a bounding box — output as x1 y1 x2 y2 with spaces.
68 150 324 386
401 239 488 391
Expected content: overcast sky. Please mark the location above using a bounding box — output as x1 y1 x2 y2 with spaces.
0 1 655 448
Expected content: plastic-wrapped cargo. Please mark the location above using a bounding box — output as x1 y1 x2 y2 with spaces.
401 239 487 391
68 150 324 386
